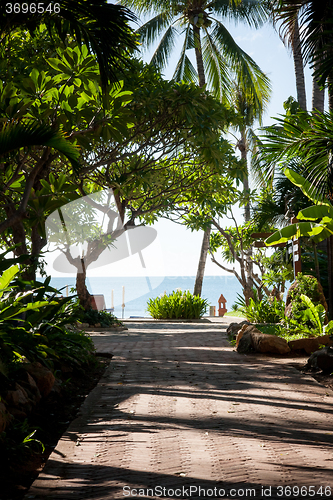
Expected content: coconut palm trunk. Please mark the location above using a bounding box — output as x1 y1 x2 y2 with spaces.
193 24 211 297
292 17 307 111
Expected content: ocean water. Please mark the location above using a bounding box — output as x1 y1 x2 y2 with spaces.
48 275 243 318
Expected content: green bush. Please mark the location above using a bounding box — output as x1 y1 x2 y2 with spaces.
147 290 208 319
288 273 326 325
78 308 122 327
0 260 96 375
244 295 285 323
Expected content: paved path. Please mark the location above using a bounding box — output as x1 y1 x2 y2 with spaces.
26 321 333 500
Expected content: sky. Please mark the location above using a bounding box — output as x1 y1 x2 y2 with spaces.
44 15 316 280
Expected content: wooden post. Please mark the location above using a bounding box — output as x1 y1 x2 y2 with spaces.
291 218 302 278
122 286 125 318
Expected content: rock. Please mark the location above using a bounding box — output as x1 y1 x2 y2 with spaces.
50 378 62 394
305 346 333 373
227 321 251 340
289 337 319 355
94 323 101 328
236 332 254 354
234 323 252 347
17 369 41 405
25 362 55 397
7 407 27 419
251 331 291 354
236 325 256 353
5 382 33 413
237 325 290 355
289 335 332 355
0 402 11 432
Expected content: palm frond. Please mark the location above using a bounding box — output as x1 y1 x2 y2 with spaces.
0 120 80 170
213 0 269 27
258 110 333 199
122 0 171 17
208 20 271 110
150 25 179 69
202 29 230 101
173 25 197 82
137 11 175 49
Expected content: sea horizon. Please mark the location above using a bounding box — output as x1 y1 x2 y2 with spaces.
47 275 243 319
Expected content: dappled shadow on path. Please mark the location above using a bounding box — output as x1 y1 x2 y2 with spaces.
29 323 333 499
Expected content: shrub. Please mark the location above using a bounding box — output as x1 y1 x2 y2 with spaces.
78 308 122 327
244 295 285 324
147 290 208 319
0 260 96 374
287 273 326 325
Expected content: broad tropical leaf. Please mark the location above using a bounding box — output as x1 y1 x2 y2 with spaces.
0 265 19 297
284 168 329 205
298 204 333 221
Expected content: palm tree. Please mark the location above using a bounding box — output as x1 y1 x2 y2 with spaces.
0 0 137 86
268 1 307 110
126 0 269 102
275 0 333 112
124 0 270 296
228 82 270 300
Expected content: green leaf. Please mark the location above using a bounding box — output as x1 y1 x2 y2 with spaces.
0 265 19 297
30 68 39 86
298 204 333 221
284 168 328 205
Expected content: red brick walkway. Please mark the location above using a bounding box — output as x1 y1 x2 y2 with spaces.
25 322 333 500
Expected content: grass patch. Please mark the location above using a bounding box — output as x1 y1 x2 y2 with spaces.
224 310 246 318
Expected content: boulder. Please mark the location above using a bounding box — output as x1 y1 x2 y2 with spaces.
237 325 290 355
25 362 55 397
236 324 256 347
251 330 291 354
227 321 251 340
5 382 33 413
17 370 41 405
289 335 332 355
305 346 333 373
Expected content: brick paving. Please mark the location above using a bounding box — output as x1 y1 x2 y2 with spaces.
25 321 333 500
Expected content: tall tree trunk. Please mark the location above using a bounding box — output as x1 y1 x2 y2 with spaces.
76 257 93 311
312 60 325 112
193 226 210 296
237 131 254 294
328 75 333 112
193 25 205 88
327 76 333 317
292 16 307 111
193 23 209 297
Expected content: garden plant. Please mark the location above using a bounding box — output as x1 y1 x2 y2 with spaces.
147 290 208 320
